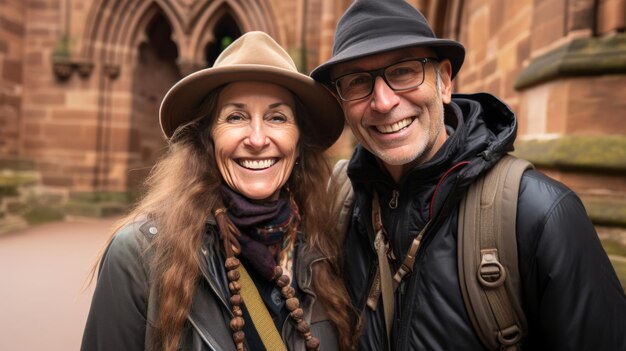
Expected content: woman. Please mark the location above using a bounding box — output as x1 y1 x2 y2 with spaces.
81 31 355 351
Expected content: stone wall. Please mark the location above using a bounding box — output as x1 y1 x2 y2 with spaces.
453 0 626 202
0 0 25 156
15 0 104 194
2 0 625 217
456 0 532 111
7 0 317 197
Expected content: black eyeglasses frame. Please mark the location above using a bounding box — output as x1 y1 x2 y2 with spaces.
331 57 439 102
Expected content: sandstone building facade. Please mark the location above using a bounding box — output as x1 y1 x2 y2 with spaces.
1 0 625 229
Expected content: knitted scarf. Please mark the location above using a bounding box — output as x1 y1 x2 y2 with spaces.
220 185 299 281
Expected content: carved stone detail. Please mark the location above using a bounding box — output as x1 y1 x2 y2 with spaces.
76 61 95 78
103 64 121 80
52 60 74 81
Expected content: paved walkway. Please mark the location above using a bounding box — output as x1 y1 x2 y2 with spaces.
0 217 119 351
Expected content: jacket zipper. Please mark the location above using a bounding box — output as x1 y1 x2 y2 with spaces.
186 316 219 351
396 228 433 350
389 188 409 350
374 186 407 348
389 190 399 209
395 162 468 350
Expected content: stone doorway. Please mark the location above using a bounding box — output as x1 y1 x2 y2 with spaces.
128 12 180 190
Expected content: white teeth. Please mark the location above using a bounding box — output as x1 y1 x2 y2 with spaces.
375 118 413 134
239 159 276 170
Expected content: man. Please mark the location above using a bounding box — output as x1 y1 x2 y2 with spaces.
311 0 626 350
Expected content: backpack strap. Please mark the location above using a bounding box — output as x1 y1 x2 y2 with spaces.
330 160 396 348
457 155 533 350
329 159 355 245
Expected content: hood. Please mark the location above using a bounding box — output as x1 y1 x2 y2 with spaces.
441 92 517 185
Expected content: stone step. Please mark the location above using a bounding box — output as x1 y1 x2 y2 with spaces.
0 215 28 236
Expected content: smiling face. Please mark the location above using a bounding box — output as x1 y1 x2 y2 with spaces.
331 47 452 182
211 82 299 201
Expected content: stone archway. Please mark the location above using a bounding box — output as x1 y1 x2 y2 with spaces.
81 0 279 193
128 12 180 190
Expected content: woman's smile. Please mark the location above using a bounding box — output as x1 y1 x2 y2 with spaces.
236 158 279 170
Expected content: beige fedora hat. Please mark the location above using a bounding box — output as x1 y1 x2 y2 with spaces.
159 31 344 149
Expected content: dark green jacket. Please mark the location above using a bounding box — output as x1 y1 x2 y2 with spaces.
81 218 338 351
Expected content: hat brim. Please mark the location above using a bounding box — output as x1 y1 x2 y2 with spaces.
311 35 465 84
159 64 345 149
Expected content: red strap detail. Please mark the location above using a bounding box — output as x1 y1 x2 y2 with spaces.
429 161 470 219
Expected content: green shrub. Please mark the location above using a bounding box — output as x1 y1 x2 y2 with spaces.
22 205 64 225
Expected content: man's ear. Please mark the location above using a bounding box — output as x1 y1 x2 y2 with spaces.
439 59 453 104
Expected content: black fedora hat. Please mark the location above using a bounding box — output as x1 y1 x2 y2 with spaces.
311 0 465 84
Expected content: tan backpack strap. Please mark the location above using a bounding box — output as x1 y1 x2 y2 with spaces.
329 159 354 245
458 155 532 350
371 192 394 350
329 160 395 347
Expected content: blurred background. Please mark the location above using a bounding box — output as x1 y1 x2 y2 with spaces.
1 0 625 350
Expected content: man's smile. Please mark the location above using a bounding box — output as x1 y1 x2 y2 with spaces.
373 117 415 134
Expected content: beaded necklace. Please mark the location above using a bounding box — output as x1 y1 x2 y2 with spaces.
214 201 320 351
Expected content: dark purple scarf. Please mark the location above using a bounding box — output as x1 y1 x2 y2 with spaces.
220 185 296 280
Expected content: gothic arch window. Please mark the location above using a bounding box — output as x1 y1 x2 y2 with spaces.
205 13 242 67
142 14 179 67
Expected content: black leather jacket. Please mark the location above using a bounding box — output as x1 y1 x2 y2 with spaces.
343 93 626 350
81 218 338 351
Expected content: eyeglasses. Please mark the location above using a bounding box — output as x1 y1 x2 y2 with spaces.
331 57 438 102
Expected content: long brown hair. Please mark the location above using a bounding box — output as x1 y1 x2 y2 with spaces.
96 86 356 350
